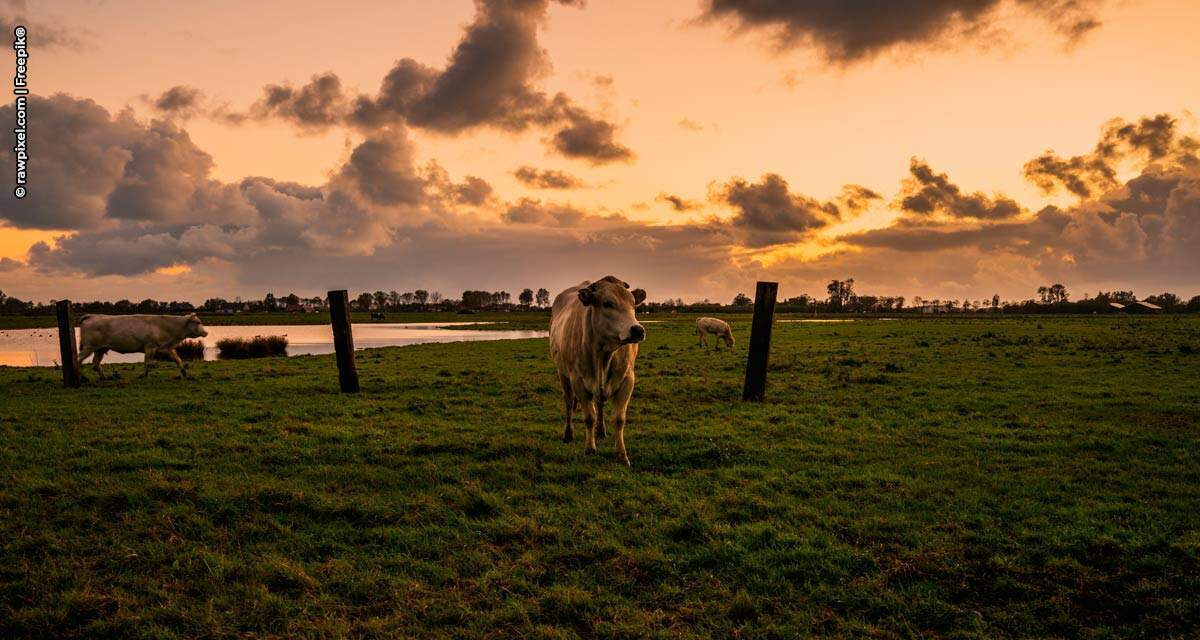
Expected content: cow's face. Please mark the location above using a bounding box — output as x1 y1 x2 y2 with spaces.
185 313 208 338
578 276 646 347
724 332 735 347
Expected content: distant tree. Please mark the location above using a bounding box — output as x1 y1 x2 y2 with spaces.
371 291 387 310
203 298 226 312
283 293 300 306
519 288 534 306
732 292 751 306
462 290 487 310
991 294 1000 310
355 292 374 311
388 290 400 308
1187 295 1200 313
826 279 855 310
414 289 429 306
400 292 414 306
264 293 277 310
498 291 511 305
430 291 442 304
1039 284 1069 304
1145 292 1181 310
535 288 550 307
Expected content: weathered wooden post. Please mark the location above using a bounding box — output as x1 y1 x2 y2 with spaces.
742 281 778 402
327 289 360 393
56 299 82 388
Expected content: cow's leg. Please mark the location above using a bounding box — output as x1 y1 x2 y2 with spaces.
610 376 635 466
577 388 597 455
77 345 95 373
594 393 607 440
167 348 187 378
91 348 107 378
560 374 575 443
141 348 155 378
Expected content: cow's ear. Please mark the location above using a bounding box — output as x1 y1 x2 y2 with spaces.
632 288 647 305
578 287 596 306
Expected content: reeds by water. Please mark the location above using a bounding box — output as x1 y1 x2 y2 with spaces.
216 335 288 359
153 339 206 361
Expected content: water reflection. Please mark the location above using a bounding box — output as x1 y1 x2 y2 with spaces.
0 322 548 367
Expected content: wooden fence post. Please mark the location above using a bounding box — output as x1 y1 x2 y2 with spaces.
56 300 82 388
327 290 360 393
742 281 778 401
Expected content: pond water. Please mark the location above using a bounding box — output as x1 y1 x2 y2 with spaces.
0 322 548 367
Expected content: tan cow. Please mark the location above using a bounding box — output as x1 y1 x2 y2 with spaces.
549 276 646 465
77 313 208 378
695 317 734 350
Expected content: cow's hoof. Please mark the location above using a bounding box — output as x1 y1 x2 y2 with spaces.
616 454 631 467
585 446 597 455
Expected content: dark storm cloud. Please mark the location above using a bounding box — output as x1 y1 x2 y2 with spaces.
0 0 84 50
452 176 495 206
0 256 21 271
700 0 1104 64
0 95 251 231
352 0 563 133
252 73 348 131
2 94 475 276
513 166 585 189
501 198 588 227
1024 114 1199 198
150 85 203 116
842 153 1200 292
550 107 635 163
335 128 426 207
899 159 1022 220
657 193 700 211
716 173 842 247
246 0 631 162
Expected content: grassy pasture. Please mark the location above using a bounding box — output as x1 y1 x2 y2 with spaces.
1 316 1198 638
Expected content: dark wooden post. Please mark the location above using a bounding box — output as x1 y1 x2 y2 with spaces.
328 290 359 393
742 281 778 401
56 300 82 388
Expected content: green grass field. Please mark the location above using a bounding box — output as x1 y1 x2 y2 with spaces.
2 316 1198 638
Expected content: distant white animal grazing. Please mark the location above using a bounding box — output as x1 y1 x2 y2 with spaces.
549 275 647 465
695 317 734 350
77 313 208 378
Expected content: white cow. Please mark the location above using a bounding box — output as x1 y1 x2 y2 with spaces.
696 317 734 350
77 313 208 378
549 276 646 465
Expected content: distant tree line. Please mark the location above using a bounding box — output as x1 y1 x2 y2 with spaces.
2 281 1199 316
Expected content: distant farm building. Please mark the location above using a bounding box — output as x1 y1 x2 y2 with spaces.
1127 300 1163 314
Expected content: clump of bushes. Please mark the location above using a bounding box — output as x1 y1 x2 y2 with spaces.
175 339 206 360
216 335 288 359
154 339 205 361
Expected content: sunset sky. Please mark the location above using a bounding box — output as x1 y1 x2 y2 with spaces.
2 0 1198 304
